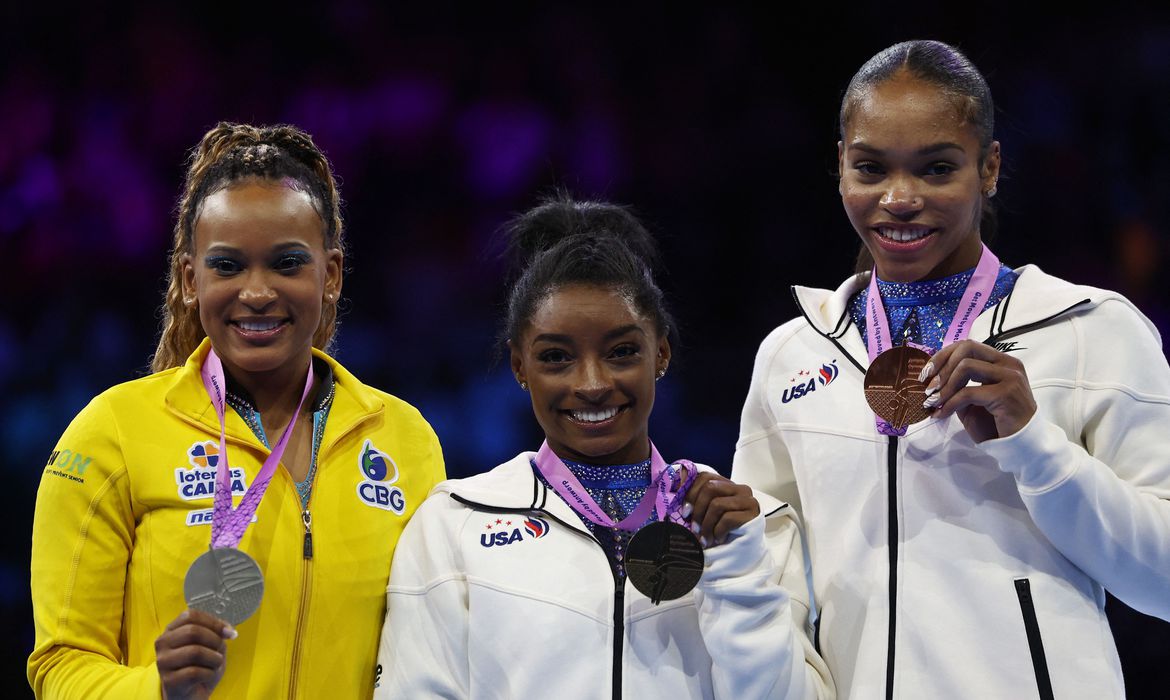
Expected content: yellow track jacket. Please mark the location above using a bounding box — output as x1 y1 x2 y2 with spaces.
29 339 445 699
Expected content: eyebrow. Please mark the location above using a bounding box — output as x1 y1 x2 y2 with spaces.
204 241 313 256
530 324 647 346
849 142 966 156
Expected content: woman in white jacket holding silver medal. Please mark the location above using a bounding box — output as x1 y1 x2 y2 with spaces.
732 40 1170 699
375 194 833 699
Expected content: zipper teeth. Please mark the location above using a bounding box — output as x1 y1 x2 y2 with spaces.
288 556 313 699
1014 578 1055 700
885 436 899 700
288 471 315 699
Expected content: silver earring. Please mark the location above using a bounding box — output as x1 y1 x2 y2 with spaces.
655 368 666 381
519 381 529 392
986 184 998 198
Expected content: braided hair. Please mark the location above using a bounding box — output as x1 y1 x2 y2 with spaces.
151 122 344 372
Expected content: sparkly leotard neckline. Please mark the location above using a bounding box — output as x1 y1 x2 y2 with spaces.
849 264 1018 352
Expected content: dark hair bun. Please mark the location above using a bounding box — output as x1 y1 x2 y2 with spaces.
505 191 660 271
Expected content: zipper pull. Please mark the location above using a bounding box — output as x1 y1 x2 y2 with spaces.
302 509 313 560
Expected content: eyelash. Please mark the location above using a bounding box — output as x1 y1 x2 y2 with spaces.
203 252 311 276
536 344 641 365
853 161 958 177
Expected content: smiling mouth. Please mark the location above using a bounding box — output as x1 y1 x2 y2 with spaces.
875 226 935 243
231 319 289 337
566 406 626 424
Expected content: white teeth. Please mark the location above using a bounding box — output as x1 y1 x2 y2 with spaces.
571 407 620 423
878 227 931 242
238 320 281 332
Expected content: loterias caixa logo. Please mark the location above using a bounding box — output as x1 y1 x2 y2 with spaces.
357 439 406 514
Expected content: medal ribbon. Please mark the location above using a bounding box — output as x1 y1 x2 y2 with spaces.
864 243 1001 435
201 348 314 549
533 440 692 530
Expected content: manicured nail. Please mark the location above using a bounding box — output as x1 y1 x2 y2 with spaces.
699 536 709 548
222 625 238 640
924 381 939 397
918 362 934 383
680 502 693 519
690 522 701 535
923 393 941 409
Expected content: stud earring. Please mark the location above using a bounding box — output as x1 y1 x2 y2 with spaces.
519 380 529 392
986 183 998 198
655 368 667 381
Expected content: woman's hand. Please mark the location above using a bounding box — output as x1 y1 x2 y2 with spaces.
155 609 236 700
678 469 760 548
921 339 1037 443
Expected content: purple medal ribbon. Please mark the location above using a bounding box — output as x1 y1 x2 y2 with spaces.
200 349 315 549
864 243 1001 435
533 440 693 530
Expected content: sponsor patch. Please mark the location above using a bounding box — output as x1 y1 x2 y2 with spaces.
44 448 93 484
356 439 406 514
781 360 839 404
480 516 551 547
186 508 258 527
175 441 248 501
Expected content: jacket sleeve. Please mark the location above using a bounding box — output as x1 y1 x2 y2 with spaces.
732 328 804 517
374 491 470 698
27 394 162 699
695 501 834 700
980 298 1170 620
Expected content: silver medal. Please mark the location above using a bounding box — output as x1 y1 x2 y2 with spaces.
184 547 265 626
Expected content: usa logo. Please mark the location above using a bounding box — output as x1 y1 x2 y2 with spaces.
481 516 551 547
782 360 839 404
356 439 405 514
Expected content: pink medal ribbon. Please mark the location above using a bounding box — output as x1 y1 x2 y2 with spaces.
533 440 693 530
201 349 315 549
864 243 1001 435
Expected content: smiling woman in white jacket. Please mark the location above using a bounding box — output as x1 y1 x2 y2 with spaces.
375 195 833 699
733 40 1170 700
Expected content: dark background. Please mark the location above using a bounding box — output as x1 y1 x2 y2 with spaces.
4 3 1170 695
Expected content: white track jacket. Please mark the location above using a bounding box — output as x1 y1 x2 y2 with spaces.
375 453 834 699
733 265 1170 699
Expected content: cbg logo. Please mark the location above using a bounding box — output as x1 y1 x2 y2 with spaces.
357 439 405 514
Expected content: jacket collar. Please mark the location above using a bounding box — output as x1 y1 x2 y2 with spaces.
791 265 1101 370
436 453 594 536
164 338 384 448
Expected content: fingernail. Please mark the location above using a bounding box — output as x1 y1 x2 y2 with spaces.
222 625 238 640
699 536 709 548
690 522 701 535
918 362 934 383
178 610 190 621
680 502 693 518
923 393 941 409
924 382 939 397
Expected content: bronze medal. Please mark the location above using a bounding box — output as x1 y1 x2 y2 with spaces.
863 345 932 429
625 521 705 604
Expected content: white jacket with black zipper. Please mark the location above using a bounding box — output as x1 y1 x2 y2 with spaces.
375 452 834 699
732 264 1170 699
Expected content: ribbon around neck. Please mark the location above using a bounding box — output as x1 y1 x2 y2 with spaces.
200 349 314 549
533 440 692 531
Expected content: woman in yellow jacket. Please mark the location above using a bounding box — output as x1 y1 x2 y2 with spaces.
28 123 446 699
